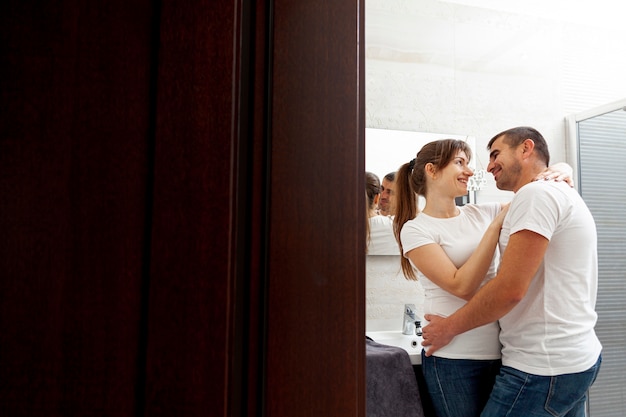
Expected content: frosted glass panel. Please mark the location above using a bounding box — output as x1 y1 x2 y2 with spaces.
577 108 626 417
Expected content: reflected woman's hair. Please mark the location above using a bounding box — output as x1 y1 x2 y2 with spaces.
365 171 381 251
365 171 381 211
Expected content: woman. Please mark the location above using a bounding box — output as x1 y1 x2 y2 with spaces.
393 139 571 417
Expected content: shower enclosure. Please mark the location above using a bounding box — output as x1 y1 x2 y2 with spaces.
566 98 626 417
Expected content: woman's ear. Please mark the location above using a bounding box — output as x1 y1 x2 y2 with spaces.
374 194 380 205
425 162 437 179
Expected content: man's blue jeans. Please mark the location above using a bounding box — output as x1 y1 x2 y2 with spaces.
421 350 501 417
481 355 602 417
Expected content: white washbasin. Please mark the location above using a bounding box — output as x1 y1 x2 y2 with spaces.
366 330 423 365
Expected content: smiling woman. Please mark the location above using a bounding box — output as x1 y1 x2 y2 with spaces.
391 138 507 417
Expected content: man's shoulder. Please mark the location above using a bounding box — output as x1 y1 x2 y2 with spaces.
512 181 576 214
517 180 570 197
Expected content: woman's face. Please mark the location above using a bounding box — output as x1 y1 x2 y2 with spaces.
437 150 474 197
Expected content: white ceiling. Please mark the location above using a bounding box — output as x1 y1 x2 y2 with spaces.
443 0 625 28
366 0 625 75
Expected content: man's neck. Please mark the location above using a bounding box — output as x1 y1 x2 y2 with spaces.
513 167 547 193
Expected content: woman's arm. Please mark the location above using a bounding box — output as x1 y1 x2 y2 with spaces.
405 203 509 300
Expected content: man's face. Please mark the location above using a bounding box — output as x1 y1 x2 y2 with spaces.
487 136 523 192
379 178 395 215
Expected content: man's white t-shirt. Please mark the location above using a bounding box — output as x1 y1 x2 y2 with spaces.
400 203 502 359
499 181 602 375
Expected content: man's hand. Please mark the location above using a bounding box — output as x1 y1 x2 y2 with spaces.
421 314 456 356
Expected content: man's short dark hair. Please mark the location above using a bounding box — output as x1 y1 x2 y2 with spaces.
488 126 550 166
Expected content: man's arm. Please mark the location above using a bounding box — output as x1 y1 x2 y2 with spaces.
406 204 508 300
421 229 549 356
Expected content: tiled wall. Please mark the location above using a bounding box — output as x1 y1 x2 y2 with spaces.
366 255 424 332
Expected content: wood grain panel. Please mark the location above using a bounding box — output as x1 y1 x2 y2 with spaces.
265 1 366 415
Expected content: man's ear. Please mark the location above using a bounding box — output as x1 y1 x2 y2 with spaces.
521 139 535 158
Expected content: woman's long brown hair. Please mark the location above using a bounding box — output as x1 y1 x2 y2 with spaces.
365 171 381 251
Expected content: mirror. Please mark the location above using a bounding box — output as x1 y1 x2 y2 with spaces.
365 127 477 203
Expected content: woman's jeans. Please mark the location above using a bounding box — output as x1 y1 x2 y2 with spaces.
421 350 501 417
481 355 602 417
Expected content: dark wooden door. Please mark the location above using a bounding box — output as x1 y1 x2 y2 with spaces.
264 1 366 416
0 1 365 415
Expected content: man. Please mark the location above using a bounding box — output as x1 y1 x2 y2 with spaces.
378 172 396 216
421 127 602 417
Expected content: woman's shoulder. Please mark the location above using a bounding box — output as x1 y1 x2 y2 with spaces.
369 214 393 226
461 201 501 209
460 202 501 219
461 201 501 212
399 213 434 240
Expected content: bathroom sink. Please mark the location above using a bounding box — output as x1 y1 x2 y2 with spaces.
366 330 423 365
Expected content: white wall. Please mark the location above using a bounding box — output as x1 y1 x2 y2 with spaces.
364 0 626 331
366 0 626 203
366 255 423 332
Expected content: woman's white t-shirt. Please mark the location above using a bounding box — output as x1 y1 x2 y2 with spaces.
400 203 502 359
368 215 399 255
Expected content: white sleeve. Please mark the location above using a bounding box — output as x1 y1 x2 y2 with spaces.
399 217 435 257
508 182 564 240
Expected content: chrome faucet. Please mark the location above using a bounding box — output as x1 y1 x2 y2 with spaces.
403 304 416 335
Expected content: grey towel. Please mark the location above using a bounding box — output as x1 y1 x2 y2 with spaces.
366 338 425 417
